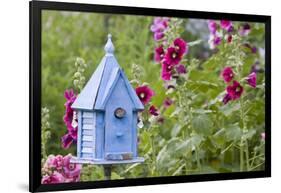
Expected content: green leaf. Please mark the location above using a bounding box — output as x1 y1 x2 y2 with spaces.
225 124 242 141
192 114 213 136
188 39 203 47
171 124 182 137
220 102 241 116
243 129 256 140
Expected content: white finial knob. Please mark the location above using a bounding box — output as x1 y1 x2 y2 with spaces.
104 34 114 55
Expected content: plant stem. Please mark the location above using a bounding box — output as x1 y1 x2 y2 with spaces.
196 147 201 171
150 134 157 176
244 141 250 172
240 139 244 171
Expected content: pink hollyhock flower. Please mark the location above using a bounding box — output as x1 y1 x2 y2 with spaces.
47 155 64 171
222 93 232 105
150 17 169 32
261 132 265 140
154 45 165 62
154 32 164 41
41 172 65 184
176 64 187 74
161 61 174 81
208 20 217 34
239 23 251 36
173 38 188 55
208 34 222 49
164 47 182 65
220 20 233 31
135 85 155 105
150 17 169 41
64 176 80 183
221 67 235 83
163 98 173 107
63 154 82 179
149 105 159 116
246 72 257 88
226 80 244 100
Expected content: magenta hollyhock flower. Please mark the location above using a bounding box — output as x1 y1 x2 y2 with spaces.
251 46 257 54
221 67 235 83
63 90 77 136
261 132 265 140
226 80 244 100
226 34 232 43
222 93 232 105
239 23 251 36
163 98 173 107
154 45 165 62
164 47 182 65
220 20 233 31
135 85 155 105
173 38 188 55
176 64 187 74
208 20 217 34
41 172 65 184
61 133 75 149
157 116 165 124
161 60 174 81
149 105 159 116
246 72 257 88
63 154 82 179
62 89 78 149
214 35 222 45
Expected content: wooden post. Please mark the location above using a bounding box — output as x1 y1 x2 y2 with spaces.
103 165 112 180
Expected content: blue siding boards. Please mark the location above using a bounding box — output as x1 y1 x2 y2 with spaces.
71 34 144 165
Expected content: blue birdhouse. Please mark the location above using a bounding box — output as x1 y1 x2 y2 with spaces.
71 34 144 165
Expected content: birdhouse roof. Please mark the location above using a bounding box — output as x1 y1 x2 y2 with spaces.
71 34 144 111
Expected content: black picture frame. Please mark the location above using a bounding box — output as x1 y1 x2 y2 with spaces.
29 1 271 192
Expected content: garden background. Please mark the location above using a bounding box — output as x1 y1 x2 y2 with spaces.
41 10 266 182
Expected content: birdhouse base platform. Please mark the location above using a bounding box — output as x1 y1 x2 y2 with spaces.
70 157 145 165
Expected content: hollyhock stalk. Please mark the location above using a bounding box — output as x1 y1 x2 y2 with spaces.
236 62 250 172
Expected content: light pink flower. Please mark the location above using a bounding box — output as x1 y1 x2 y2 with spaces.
150 17 169 41
239 23 251 36
208 34 222 49
41 172 65 184
63 154 82 179
208 20 217 34
261 132 265 140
